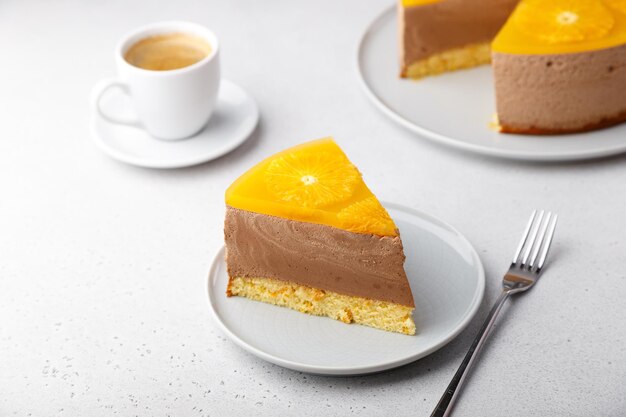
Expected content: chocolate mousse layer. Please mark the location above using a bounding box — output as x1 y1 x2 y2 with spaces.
224 206 415 307
493 44 626 134
399 0 518 75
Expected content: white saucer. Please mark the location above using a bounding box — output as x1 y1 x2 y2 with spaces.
357 7 626 162
91 79 259 169
207 203 485 376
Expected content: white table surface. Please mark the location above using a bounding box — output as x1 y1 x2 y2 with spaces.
1 1 625 416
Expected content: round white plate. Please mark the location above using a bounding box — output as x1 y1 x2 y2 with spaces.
357 7 626 162
208 203 485 375
91 79 259 169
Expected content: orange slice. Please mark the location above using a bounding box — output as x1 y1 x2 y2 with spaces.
338 197 396 236
514 0 614 44
265 151 360 208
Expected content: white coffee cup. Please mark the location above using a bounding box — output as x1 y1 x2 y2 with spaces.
91 21 220 141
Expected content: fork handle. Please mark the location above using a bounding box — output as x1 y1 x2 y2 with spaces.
429 290 511 417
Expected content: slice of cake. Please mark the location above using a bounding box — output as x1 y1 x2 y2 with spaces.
492 0 626 134
224 138 416 335
399 0 519 79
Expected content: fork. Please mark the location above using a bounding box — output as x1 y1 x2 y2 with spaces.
430 210 558 417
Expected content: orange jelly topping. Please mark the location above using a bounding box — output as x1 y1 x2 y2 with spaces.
225 138 398 236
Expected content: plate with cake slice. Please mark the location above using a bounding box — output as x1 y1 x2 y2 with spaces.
208 138 484 375
357 1 626 161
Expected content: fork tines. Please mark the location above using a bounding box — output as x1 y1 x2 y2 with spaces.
512 210 558 273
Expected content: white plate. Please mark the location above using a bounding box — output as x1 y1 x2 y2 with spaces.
357 7 626 162
91 79 259 169
207 203 485 375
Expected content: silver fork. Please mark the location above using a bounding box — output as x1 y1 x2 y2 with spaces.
430 210 558 417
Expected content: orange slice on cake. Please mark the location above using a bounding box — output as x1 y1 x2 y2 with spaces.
513 0 614 44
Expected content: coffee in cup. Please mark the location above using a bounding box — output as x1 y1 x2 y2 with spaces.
91 21 220 141
124 33 212 71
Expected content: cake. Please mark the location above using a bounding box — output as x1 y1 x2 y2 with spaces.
398 0 519 79
399 0 626 134
224 138 416 335
492 0 626 133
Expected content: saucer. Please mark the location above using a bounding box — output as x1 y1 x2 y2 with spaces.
208 203 485 375
91 79 259 169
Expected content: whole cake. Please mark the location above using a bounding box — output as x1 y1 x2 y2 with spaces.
399 0 626 134
224 138 416 335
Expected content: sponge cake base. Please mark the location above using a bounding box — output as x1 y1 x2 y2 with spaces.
402 42 491 79
228 276 416 335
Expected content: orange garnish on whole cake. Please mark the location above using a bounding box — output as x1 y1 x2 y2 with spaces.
513 0 614 44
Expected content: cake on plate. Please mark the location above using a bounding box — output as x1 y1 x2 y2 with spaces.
399 0 626 134
224 138 416 335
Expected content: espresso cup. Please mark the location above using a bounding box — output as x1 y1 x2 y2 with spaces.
91 21 220 140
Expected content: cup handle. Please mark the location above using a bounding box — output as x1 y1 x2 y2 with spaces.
91 78 142 128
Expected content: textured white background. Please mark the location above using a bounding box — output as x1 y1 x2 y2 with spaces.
1 1 625 416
